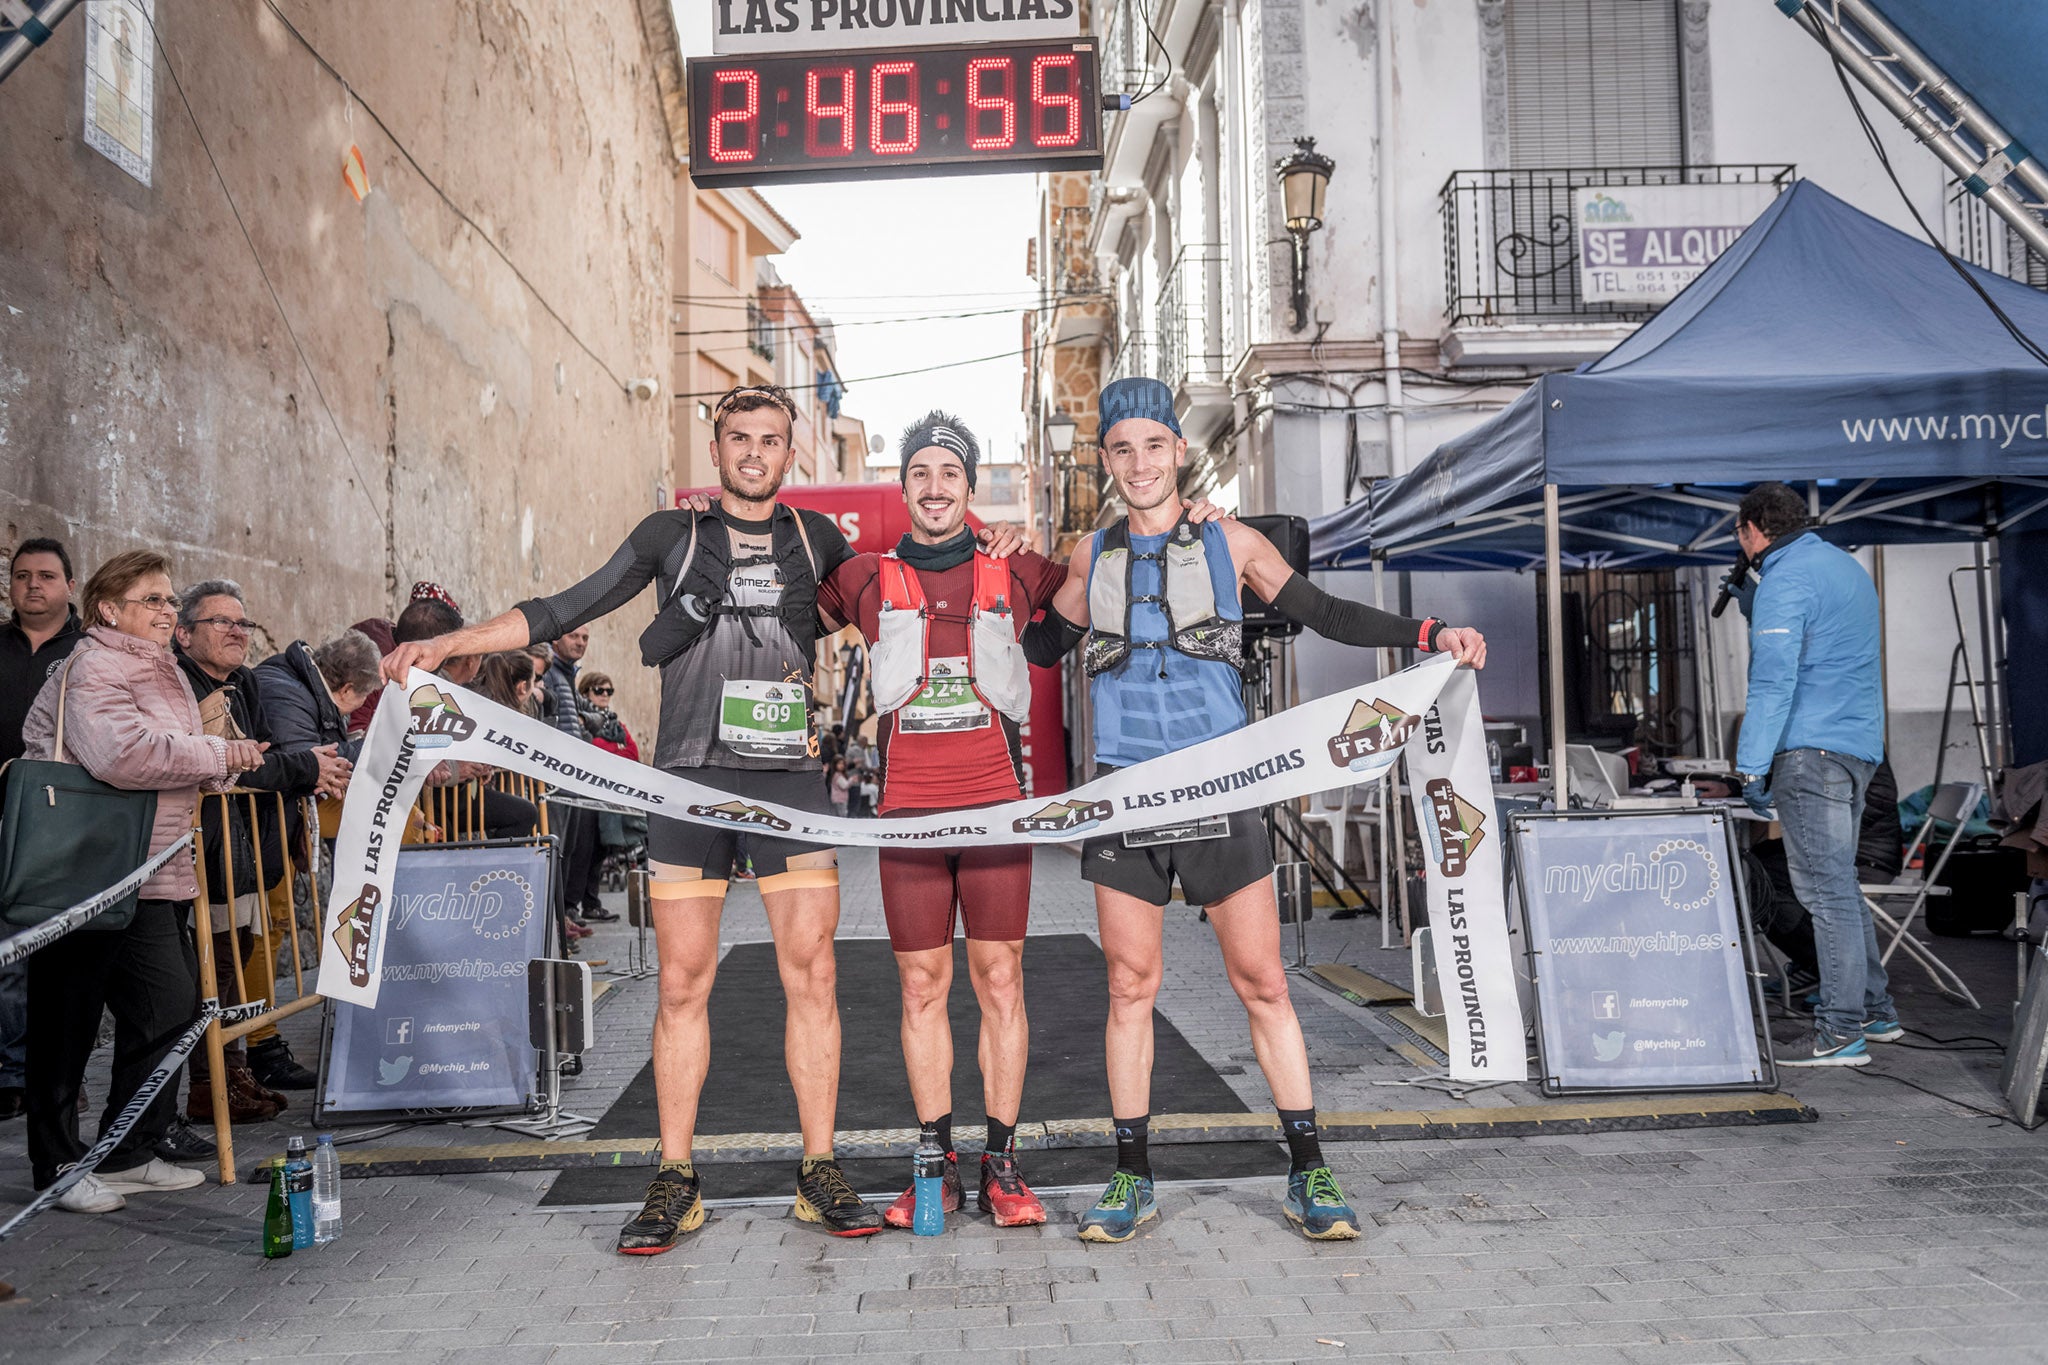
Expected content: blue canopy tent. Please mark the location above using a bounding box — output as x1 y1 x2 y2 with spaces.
1308 179 2048 798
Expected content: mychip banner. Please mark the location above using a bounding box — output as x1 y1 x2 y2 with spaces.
319 655 1525 1083
1512 809 1769 1093
321 843 552 1118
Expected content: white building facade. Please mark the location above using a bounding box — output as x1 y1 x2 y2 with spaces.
1028 0 2027 790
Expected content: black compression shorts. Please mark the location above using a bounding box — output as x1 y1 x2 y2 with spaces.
648 766 833 879
1080 807 1274 908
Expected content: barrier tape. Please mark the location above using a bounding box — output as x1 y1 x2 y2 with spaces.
0 999 221 1241
0 833 195 969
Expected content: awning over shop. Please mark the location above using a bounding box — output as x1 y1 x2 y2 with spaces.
1311 181 2048 571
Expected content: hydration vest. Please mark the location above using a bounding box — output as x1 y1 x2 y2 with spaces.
636 506 822 669
1083 513 1244 678
867 552 1032 725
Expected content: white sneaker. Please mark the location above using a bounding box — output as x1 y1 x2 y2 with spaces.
53 1172 126 1214
97 1157 205 1193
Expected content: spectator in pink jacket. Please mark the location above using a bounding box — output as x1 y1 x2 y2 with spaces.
19 550 267 1214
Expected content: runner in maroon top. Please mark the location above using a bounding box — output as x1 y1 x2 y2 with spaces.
816 413 1063 1229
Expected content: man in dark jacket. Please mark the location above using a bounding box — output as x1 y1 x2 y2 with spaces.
540 631 608 921
176 580 350 1103
0 538 84 1123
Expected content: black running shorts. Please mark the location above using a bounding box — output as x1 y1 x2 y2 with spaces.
649 766 834 880
1080 807 1275 908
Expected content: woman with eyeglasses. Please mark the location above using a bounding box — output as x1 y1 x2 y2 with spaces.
575 671 638 763
18 550 268 1214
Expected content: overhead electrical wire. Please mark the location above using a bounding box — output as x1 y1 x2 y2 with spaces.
673 346 1024 402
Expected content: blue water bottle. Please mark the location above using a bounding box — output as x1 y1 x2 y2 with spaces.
911 1137 946 1236
283 1136 315 1250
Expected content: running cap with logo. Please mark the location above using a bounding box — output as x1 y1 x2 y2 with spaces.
899 410 980 491
1098 376 1182 441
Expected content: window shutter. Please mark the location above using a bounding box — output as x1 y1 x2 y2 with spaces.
1506 0 1682 168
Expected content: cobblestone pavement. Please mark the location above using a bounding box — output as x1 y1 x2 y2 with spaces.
3 848 2046 1364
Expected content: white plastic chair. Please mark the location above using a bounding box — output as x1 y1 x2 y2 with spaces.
1861 781 1983 1009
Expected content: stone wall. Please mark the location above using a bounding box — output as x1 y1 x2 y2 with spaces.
0 0 683 734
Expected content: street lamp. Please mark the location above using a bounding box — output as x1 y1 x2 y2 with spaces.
1274 136 1335 333
1044 411 1078 459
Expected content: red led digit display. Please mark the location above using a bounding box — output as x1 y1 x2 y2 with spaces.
805 66 855 158
688 40 1102 187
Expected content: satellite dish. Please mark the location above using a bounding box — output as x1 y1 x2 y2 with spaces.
869 434 887 455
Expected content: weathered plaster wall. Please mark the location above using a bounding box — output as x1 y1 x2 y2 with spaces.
0 0 679 732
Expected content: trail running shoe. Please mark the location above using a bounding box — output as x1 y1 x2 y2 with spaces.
616 1171 706 1255
1862 1017 1904 1043
1284 1166 1362 1240
792 1159 883 1236
1077 1170 1156 1243
1779 1030 1871 1067
977 1151 1046 1227
883 1151 961 1229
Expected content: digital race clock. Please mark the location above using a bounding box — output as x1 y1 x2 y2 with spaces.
686 39 1103 187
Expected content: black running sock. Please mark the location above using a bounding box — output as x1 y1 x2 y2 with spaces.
657 1159 697 1182
919 1112 954 1154
1279 1107 1325 1176
984 1115 1017 1156
1113 1114 1151 1180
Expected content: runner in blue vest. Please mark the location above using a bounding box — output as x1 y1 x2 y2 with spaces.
1033 377 1486 1243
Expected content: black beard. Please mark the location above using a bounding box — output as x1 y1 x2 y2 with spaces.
719 464 785 501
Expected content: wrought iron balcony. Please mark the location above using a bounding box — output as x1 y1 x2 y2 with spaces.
1948 181 2048 289
1054 454 1108 540
1440 165 1796 328
1107 328 1153 387
747 299 775 361
1157 245 1227 395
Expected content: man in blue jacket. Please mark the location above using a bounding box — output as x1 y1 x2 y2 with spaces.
1731 482 1897 1066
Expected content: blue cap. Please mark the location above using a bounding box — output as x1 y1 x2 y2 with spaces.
1098 377 1181 441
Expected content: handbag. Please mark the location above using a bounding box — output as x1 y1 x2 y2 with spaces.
0 652 160 933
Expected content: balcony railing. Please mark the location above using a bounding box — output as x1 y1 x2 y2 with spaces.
1055 454 1108 540
1157 244 1227 394
1107 328 1152 387
1948 181 2048 290
1099 0 1157 103
1441 165 1796 327
747 299 775 360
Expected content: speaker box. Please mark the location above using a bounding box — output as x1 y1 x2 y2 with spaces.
1239 513 1310 639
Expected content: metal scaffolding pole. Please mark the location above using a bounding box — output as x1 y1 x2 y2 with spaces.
1778 0 2048 262
0 0 81 86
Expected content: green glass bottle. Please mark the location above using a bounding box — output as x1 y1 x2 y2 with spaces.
263 1165 295 1259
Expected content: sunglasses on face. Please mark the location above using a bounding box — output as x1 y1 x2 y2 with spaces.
588 687 614 697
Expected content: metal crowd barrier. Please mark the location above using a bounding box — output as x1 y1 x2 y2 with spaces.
191 789 324 1185
414 771 550 843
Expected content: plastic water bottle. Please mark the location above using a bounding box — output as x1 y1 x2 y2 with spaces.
284 1136 315 1250
262 1167 295 1259
1488 739 1504 784
911 1137 946 1236
312 1133 342 1244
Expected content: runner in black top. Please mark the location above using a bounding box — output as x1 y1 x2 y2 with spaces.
383 385 883 1252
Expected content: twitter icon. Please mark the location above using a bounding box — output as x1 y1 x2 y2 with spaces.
377 1054 413 1086
1592 1031 1625 1063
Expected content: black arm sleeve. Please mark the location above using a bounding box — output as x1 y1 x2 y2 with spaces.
515 513 680 642
1023 604 1088 668
1269 573 1439 650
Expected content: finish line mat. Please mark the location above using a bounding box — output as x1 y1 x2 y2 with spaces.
539 932 1269 1205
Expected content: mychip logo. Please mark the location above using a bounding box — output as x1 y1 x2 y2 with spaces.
1423 778 1488 878
1012 798 1114 837
332 885 381 987
686 799 792 832
407 685 476 747
1327 698 1419 770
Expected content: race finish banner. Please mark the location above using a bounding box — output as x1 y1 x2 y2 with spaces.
318 655 1524 1083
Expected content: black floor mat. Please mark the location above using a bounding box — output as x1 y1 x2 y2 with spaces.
543 933 1272 1206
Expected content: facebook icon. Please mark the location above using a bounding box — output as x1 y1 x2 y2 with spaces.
386 1017 415 1046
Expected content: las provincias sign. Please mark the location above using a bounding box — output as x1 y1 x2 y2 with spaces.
713 0 1081 55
